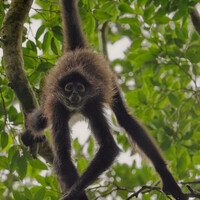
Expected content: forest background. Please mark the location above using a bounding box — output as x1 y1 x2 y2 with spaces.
1 0 200 199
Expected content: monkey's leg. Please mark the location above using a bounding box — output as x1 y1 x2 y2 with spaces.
51 103 89 200
60 101 120 200
111 91 187 200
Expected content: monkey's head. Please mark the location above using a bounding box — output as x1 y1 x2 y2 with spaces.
58 72 94 110
43 49 115 112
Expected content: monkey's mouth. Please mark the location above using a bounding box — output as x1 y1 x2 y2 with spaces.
68 99 83 109
69 96 81 105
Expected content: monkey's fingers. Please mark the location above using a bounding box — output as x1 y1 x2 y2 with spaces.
34 135 46 143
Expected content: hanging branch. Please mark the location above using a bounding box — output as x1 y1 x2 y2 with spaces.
0 0 53 164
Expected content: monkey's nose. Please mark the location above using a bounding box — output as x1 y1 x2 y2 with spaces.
70 95 81 103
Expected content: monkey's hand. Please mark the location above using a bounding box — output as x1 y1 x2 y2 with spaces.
21 130 46 147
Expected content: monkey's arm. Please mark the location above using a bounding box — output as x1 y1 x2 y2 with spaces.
111 91 188 200
51 102 89 200
60 100 120 200
21 109 47 146
61 0 87 51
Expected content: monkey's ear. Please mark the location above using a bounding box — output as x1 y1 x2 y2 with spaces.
21 130 35 146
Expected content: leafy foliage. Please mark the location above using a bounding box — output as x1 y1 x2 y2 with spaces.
1 0 200 199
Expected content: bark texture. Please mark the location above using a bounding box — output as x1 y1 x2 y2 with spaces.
1 0 53 164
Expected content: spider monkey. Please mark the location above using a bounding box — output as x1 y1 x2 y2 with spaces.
21 0 188 199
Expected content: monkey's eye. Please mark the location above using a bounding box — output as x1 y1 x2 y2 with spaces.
77 83 85 93
65 82 73 92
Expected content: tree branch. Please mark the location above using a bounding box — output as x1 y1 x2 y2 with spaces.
0 0 54 164
98 21 108 57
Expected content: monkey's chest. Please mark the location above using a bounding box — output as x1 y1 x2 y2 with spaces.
69 113 86 127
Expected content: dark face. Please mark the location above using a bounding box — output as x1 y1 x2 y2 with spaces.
58 72 95 110
64 81 87 110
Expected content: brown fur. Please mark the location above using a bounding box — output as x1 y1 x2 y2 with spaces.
42 49 116 120
21 0 187 199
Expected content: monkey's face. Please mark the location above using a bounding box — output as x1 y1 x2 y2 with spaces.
64 81 86 109
57 72 95 110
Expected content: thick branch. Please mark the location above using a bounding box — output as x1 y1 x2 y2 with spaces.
0 0 53 164
190 7 200 35
1 0 37 113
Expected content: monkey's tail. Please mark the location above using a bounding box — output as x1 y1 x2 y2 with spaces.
61 0 88 51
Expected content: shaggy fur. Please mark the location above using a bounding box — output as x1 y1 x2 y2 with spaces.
21 0 187 200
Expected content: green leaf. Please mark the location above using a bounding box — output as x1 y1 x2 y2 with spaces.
182 131 193 140
153 7 167 21
73 138 82 153
118 3 134 14
174 38 184 48
125 90 139 107
1 131 8 149
8 106 18 122
86 16 95 36
129 51 155 68
10 150 20 172
163 126 175 136
173 10 182 21
137 90 147 105
24 187 32 199
52 26 63 42
160 136 171 150
42 32 51 53
27 40 37 53
0 156 8 169
22 147 32 161
77 157 87 173
118 17 138 24
101 1 114 11
88 138 94 157
185 44 200 63
138 0 147 7
35 175 46 186
33 187 46 200
93 9 112 21
36 25 46 40
37 62 53 72
144 4 155 20
193 153 200 165
8 145 17 162
13 191 26 200
16 156 27 179
168 93 180 107
24 56 36 69
175 26 186 41
30 159 48 170
177 150 190 173
51 37 58 55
